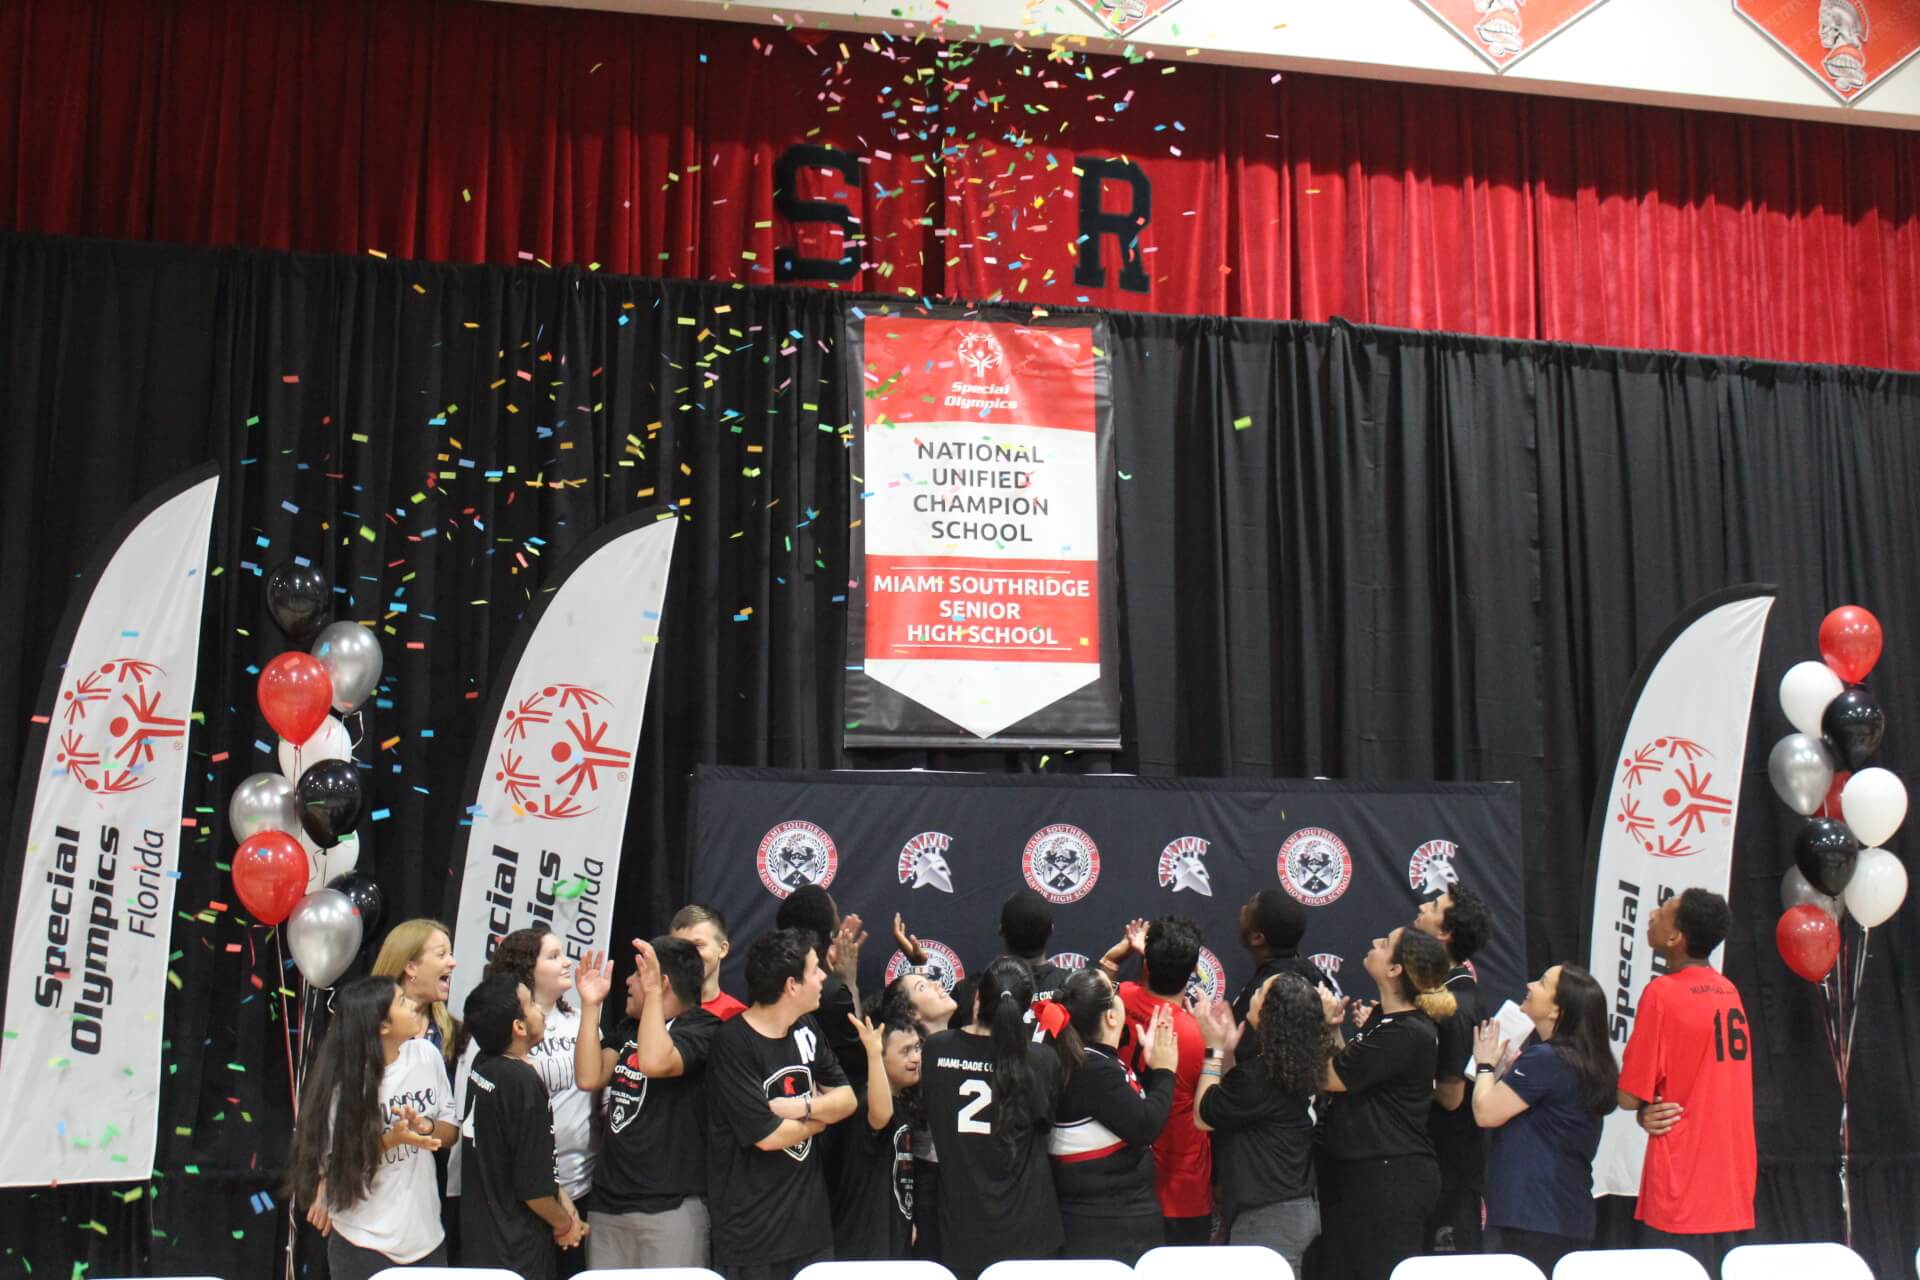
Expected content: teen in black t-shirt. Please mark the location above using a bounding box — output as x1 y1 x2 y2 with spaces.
706 928 857 1280
1320 927 1455 1280
573 937 721 1269
830 1011 924 1259
1230 890 1332 1023
922 955 1067 1280
1049 968 1177 1265
459 975 586 1280
1413 887 1492 1253
1195 973 1330 1277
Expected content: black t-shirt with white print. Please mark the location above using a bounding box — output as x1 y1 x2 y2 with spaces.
1324 1009 1440 1162
706 1011 851 1265
596 1003 722 1214
829 1077 913 1260
460 1051 560 1280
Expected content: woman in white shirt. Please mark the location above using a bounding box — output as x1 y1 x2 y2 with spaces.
452 926 593 1275
290 975 457 1279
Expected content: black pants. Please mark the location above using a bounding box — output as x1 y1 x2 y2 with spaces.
1062 1205 1166 1264
719 1246 831 1280
326 1233 447 1280
911 1160 941 1261
1425 1162 1484 1253
1487 1226 1584 1274
1639 1222 1747 1275
1320 1156 1441 1280
1162 1214 1211 1246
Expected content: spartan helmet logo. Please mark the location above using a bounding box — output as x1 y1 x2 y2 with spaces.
1409 839 1462 896
1157 836 1213 897
898 832 956 893
1820 0 1869 94
1472 0 1526 58
957 330 1005 379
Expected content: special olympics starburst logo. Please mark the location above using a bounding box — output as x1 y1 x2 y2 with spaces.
55 658 184 793
956 330 1005 379
1613 736 1731 859
493 682 630 820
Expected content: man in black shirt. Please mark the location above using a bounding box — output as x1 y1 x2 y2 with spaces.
460 974 586 1280
1230 890 1329 1024
708 927 857 1280
830 1010 923 1260
573 936 719 1269
778 884 867 1080
1413 885 1492 1254
999 888 1072 1000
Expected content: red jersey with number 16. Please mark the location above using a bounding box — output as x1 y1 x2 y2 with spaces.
1618 966 1756 1233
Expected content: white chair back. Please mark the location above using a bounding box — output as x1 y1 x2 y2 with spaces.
368 1269 521 1280
576 1270 727 1280
797 1263 958 1280
979 1261 1135 1280
1723 1243 1874 1280
1390 1256 1547 1280
1553 1249 1710 1280
1138 1243 1293 1280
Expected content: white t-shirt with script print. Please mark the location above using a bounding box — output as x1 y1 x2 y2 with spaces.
328 1038 456 1263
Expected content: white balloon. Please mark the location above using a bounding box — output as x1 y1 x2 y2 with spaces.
1843 846 1909 929
279 714 352 781
1841 767 1908 849
1780 660 1845 738
323 831 362 885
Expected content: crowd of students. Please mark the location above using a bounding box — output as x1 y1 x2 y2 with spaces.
287 880 1757 1280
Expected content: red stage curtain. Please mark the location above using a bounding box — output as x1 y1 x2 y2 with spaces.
7 0 1920 369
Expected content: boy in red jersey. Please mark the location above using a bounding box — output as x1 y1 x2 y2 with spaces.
1617 888 1754 1273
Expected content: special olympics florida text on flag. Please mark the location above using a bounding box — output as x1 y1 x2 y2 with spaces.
845 312 1119 748
447 510 678 1014
0 466 219 1186
1586 585 1775 1197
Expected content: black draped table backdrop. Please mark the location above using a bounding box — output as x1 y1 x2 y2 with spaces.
0 233 1918 1276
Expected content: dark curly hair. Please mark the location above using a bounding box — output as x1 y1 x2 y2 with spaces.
485 927 572 1015
1253 974 1333 1097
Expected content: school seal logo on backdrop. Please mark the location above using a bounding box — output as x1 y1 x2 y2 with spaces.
1185 946 1226 1004
885 939 964 992
1023 823 1101 904
756 819 838 898
1277 827 1353 907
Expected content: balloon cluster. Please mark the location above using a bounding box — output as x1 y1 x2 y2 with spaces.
228 562 386 987
1768 606 1909 982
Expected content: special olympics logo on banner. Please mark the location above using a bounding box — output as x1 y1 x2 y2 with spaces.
1310 953 1346 998
1613 736 1731 859
1157 836 1213 897
55 658 184 793
757 820 839 898
1023 823 1101 904
898 832 956 893
885 940 964 993
956 329 1005 378
1409 839 1461 895
1185 946 1226 1004
494 682 629 820
1278 827 1352 907
1048 952 1092 972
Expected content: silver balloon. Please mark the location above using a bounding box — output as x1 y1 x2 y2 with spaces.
229 772 298 842
1768 732 1835 817
1781 866 1842 919
312 622 385 713
287 889 364 988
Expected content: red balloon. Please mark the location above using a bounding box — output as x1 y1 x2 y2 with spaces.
1824 769 1853 820
232 830 308 925
1820 606 1884 684
258 652 334 744
1776 904 1840 982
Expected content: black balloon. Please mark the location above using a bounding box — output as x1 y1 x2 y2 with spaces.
296 758 364 848
266 561 332 641
1822 684 1887 771
326 872 385 944
1795 816 1861 896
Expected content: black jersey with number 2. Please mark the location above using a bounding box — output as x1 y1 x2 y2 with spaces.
921 1028 1065 1280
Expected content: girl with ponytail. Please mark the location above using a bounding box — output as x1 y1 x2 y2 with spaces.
1319 926 1455 1280
288 976 458 1279
921 956 1067 1280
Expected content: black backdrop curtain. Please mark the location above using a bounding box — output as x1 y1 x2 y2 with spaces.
1 232 1917 1277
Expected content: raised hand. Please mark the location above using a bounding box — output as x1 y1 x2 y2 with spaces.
1194 996 1242 1054
1317 985 1350 1028
830 913 869 980
1472 1019 1508 1069
1351 999 1378 1031
386 1105 441 1151
1123 917 1150 956
850 1011 886 1059
893 912 927 965
575 948 614 1007
632 937 666 996
1144 1004 1182 1072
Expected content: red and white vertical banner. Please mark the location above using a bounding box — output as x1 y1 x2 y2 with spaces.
1586 585 1775 1196
846 312 1119 748
0 466 220 1186
447 510 678 1014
